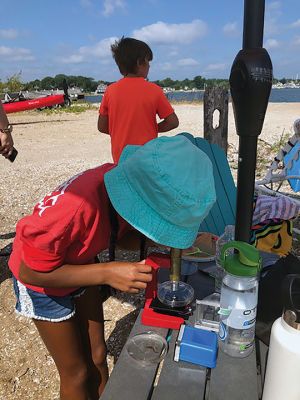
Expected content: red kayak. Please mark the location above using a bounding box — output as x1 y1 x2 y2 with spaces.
3 94 65 114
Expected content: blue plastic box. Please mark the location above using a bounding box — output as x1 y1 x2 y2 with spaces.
174 324 218 368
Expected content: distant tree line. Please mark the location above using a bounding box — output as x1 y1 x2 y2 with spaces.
0 72 298 94
0 73 230 93
0 73 107 93
23 74 102 92
153 76 230 90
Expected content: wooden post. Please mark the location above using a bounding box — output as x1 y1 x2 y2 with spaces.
203 86 229 154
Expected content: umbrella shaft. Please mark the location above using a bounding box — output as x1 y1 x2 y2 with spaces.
235 136 258 243
243 0 265 49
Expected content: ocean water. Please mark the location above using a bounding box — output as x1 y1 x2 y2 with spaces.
84 88 300 104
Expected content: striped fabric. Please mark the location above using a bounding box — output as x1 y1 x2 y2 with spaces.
252 195 300 225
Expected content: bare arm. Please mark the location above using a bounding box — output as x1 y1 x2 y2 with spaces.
0 102 14 157
19 259 152 294
158 112 179 133
0 102 9 129
98 114 109 134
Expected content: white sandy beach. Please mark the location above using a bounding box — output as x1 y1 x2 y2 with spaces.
0 101 299 399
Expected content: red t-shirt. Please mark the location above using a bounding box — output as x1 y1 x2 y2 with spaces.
99 77 174 162
9 164 130 296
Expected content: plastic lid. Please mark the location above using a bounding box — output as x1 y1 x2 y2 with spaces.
221 240 261 277
157 280 194 308
126 331 168 364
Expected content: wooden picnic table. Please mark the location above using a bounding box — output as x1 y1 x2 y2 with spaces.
100 260 268 400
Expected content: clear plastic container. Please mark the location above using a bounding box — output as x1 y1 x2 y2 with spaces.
214 225 235 292
157 280 194 308
126 331 168 365
217 240 261 358
195 292 220 332
218 273 258 358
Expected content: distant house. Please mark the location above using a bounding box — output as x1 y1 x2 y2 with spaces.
95 84 108 94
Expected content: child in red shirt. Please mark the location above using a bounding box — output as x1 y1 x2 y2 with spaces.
98 37 179 162
9 135 216 399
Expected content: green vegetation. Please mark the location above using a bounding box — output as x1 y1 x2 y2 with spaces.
0 73 104 93
153 76 229 90
0 72 298 94
37 103 94 115
0 72 23 92
0 72 229 93
23 74 102 92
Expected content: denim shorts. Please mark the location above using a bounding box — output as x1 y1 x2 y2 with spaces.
12 276 85 322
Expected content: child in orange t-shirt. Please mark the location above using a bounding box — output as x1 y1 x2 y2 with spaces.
98 37 179 162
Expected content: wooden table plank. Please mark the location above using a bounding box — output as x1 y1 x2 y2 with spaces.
100 311 168 400
256 339 269 398
151 330 207 400
208 348 259 400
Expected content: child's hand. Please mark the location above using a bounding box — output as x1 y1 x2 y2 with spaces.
104 260 152 293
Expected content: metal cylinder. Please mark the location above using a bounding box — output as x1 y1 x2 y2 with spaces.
170 248 182 282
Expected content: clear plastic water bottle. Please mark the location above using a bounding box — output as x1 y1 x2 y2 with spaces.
214 225 235 293
218 241 261 358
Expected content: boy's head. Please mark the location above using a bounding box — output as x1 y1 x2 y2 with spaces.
104 135 216 249
111 37 153 77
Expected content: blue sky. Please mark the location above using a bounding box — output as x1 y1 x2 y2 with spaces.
1 0 300 83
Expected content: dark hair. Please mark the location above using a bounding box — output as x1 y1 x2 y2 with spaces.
111 36 153 75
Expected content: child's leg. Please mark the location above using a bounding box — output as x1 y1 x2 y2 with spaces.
34 317 89 400
75 286 109 398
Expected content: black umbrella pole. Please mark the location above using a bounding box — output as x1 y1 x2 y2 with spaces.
243 0 265 49
235 136 258 243
230 0 272 243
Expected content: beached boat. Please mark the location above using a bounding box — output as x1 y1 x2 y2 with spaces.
2 94 65 114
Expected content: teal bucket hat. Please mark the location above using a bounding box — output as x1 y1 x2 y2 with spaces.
104 135 216 249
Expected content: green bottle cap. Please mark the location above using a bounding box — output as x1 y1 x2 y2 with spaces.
220 241 261 277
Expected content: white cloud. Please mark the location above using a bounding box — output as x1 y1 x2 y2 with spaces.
292 36 300 46
0 46 34 61
223 22 239 36
64 54 85 64
265 17 281 36
265 38 280 49
80 0 92 7
205 63 226 72
168 49 178 57
102 0 126 17
290 19 300 28
265 1 282 36
268 1 281 11
177 58 199 67
132 19 207 45
59 37 118 64
0 29 18 39
160 62 173 71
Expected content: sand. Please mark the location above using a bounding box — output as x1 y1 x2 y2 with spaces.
0 102 299 399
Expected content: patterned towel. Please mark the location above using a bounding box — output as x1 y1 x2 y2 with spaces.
252 195 300 225
251 220 292 256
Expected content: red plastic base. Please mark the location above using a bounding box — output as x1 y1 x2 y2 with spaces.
141 253 184 330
